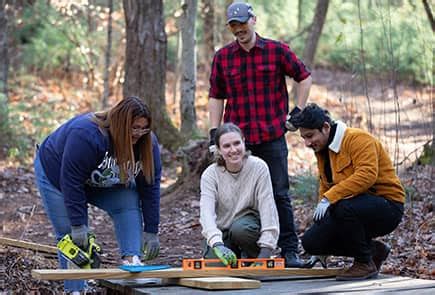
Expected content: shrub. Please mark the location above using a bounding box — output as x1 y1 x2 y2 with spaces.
289 172 319 204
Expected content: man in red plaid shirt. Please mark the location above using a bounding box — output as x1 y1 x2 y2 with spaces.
208 2 312 268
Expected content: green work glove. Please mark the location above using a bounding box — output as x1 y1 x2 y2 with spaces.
143 232 160 260
212 242 237 266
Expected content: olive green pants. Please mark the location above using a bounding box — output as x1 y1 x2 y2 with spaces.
203 214 261 259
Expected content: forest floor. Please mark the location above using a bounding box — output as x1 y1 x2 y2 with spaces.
0 68 433 293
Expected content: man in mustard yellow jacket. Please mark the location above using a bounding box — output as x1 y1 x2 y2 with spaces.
291 103 405 281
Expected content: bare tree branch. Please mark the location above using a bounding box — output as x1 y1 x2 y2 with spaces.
422 0 435 32
102 0 113 108
357 0 373 132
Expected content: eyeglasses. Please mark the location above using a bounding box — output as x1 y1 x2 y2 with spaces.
132 127 151 136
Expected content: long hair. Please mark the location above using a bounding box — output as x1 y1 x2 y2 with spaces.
214 122 249 167
93 96 154 184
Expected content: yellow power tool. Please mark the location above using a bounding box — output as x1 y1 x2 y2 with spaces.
57 233 102 269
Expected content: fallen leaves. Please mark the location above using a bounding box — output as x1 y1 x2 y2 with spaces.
0 139 433 293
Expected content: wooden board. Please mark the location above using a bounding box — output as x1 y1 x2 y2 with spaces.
175 277 261 290
102 275 435 294
32 267 341 281
0 237 57 254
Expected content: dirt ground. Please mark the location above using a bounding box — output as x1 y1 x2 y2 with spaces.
0 160 433 293
0 68 433 293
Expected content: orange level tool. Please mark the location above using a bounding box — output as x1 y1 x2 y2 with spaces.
182 258 285 270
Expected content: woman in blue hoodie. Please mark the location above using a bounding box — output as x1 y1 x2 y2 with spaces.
34 96 161 293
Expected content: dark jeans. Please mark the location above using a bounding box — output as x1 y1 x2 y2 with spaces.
301 193 404 263
203 214 261 258
247 136 299 255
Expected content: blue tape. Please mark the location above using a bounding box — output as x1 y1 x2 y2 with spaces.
119 264 171 273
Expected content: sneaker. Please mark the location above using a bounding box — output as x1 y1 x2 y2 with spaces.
371 240 391 271
336 260 378 281
284 252 303 268
122 255 143 266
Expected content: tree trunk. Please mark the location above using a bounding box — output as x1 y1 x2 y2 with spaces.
161 139 211 202
290 0 329 101
302 0 330 69
86 0 96 88
172 29 181 109
180 0 198 136
123 0 184 150
0 0 7 98
200 0 214 77
102 0 113 109
217 0 233 46
297 0 303 30
422 0 435 163
0 0 9 151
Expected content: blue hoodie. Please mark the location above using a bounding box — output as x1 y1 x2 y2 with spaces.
39 113 161 233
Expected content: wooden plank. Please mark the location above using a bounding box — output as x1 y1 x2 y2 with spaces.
103 275 435 294
32 267 341 281
0 237 57 254
175 277 261 290
100 278 163 293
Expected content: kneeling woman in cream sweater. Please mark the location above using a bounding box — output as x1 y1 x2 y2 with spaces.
200 123 280 266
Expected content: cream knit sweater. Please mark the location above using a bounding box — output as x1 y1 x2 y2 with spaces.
200 155 279 249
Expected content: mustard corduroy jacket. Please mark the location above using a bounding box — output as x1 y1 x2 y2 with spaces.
315 121 405 205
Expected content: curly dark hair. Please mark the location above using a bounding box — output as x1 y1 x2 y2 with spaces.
291 103 333 131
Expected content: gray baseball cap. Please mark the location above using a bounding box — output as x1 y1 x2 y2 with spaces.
226 2 255 24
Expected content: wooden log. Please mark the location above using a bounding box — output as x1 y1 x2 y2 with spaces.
0 237 57 254
175 277 261 290
32 267 341 281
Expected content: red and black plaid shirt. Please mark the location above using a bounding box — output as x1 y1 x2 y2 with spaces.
209 34 311 144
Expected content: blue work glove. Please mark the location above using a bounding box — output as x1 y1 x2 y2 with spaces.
285 106 302 131
143 232 160 260
212 242 237 266
71 225 89 250
313 198 330 221
209 128 218 154
257 247 272 259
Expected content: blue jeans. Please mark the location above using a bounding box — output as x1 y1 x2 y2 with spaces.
302 193 404 263
247 136 299 255
34 152 143 292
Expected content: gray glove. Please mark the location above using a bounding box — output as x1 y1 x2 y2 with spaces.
143 232 160 260
257 247 272 259
285 106 302 131
313 198 330 221
71 225 89 250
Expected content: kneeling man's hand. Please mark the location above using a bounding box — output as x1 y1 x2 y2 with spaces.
313 198 330 221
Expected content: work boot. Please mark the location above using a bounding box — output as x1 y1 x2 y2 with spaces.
336 260 378 281
284 252 303 268
371 240 391 271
